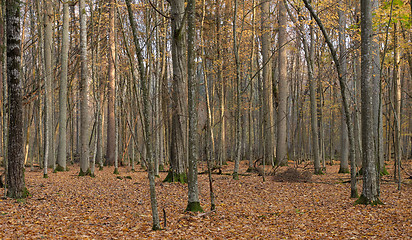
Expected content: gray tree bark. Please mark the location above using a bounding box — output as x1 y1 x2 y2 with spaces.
186 0 203 212
57 1 69 172
357 0 381 205
303 0 358 198
165 0 188 183
106 0 116 168
371 0 386 175
261 0 274 168
79 0 90 175
308 25 321 174
338 2 349 173
392 23 401 190
277 0 289 166
232 0 242 180
6 0 28 198
126 0 160 229
43 0 53 176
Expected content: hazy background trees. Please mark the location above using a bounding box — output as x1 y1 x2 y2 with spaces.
0 0 410 205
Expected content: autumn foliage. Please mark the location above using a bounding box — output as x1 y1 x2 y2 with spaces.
0 160 411 239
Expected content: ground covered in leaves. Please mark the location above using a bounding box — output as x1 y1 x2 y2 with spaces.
1 160 411 239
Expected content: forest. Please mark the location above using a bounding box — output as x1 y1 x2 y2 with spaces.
0 0 411 238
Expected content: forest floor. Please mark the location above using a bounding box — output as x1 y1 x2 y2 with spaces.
0 159 411 239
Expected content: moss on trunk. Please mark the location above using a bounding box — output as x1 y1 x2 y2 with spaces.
186 201 203 212
79 168 91 176
7 187 29 199
113 168 119 175
351 189 359 198
43 174 49 179
152 224 161 231
380 166 389 176
55 165 66 172
232 172 239 180
163 171 187 183
314 169 324 175
338 167 350 174
354 194 383 205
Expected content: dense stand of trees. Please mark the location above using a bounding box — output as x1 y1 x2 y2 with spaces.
0 0 411 224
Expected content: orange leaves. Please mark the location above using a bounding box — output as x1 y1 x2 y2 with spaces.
0 161 411 238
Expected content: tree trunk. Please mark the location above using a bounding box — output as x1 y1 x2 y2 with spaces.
303 0 358 198
106 0 116 168
261 0 274 168
339 115 350 173
43 0 53 176
79 0 90 175
338 2 349 174
6 0 28 198
186 0 203 212
371 0 386 175
248 0 256 170
308 25 321 174
276 0 288 166
392 22 401 190
57 1 69 172
357 0 381 205
125 0 160 229
232 0 242 180
165 0 187 183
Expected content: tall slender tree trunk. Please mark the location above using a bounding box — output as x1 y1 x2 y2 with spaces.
106 0 117 170
43 0 53 176
371 0 386 175
357 0 381 205
6 0 27 199
308 25 321 174
186 0 203 212
392 22 401 190
261 0 274 167
303 0 358 198
338 2 349 173
1 0 8 195
216 0 226 166
277 0 288 165
248 0 256 170
232 0 242 180
165 0 187 183
57 1 69 172
79 0 90 175
125 0 160 229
